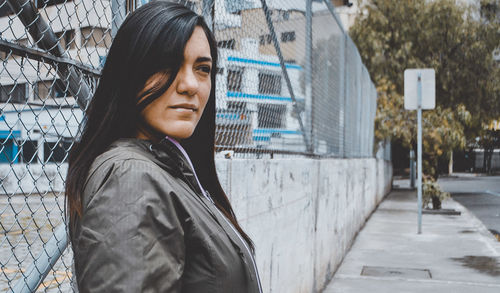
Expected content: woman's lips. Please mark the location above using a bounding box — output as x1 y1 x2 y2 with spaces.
169 103 198 112
171 107 196 113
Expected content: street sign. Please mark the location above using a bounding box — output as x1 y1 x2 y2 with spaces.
404 68 436 235
404 69 435 110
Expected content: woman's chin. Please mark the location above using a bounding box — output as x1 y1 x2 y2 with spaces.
162 126 196 141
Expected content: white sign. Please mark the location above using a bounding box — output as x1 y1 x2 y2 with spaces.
404 69 436 110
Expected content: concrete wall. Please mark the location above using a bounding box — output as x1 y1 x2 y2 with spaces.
1 157 392 292
0 163 67 195
216 157 392 293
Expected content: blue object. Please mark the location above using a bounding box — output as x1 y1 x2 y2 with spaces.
227 92 293 102
228 56 302 70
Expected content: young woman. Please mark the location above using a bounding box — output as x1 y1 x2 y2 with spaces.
65 2 262 292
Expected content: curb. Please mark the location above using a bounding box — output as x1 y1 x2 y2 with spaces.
445 197 500 254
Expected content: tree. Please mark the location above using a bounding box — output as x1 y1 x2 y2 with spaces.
351 0 500 179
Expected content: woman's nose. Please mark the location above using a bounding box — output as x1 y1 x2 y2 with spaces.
176 68 198 96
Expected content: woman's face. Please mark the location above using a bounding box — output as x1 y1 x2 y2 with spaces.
136 26 212 141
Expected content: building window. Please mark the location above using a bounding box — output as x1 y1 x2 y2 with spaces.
227 67 243 92
257 104 286 128
259 34 272 46
55 30 76 50
36 79 71 100
227 101 247 112
217 39 235 49
0 83 27 103
44 141 72 163
81 27 112 48
281 31 296 43
282 11 290 20
20 140 38 163
258 72 281 95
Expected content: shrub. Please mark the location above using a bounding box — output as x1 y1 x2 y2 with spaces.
422 176 450 209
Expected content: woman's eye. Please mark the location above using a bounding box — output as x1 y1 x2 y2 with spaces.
199 65 211 74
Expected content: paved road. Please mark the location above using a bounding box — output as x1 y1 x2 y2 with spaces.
438 175 500 236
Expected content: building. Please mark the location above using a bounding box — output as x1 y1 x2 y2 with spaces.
216 38 304 150
1 0 355 162
0 0 111 163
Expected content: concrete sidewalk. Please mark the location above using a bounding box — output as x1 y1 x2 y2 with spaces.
323 189 500 293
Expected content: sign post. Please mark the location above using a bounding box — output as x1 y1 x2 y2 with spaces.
404 69 435 234
417 73 423 234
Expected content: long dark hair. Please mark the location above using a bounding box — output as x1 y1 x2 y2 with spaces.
65 1 254 250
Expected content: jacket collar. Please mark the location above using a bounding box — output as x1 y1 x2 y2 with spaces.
109 137 186 176
109 137 221 219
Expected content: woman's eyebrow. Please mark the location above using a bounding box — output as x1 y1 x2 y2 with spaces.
196 56 212 63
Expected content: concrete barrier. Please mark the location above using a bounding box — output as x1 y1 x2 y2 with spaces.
0 163 67 195
216 158 392 293
1 157 392 293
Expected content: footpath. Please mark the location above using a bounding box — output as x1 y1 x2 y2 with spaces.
323 187 500 293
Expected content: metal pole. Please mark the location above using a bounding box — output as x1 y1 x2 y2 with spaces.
5 0 92 109
339 33 346 157
410 149 415 188
322 0 346 35
12 223 68 293
305 0 313 153
343 35 349 158
417 73 423 234
259 0 312 153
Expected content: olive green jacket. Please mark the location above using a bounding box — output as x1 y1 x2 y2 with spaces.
70 138 262 293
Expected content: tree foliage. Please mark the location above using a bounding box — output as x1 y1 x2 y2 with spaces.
351 0 500 177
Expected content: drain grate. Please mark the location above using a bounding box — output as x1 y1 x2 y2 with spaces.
361 266 432 279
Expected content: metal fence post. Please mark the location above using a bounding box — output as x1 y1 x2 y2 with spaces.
305 0 314 154
343 35 349 158
5 0 92 110
12 223 69 293
338 25 346 158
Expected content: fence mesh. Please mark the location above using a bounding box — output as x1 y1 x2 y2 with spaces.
0 0 378 291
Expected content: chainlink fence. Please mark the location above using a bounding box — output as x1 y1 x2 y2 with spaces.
0 0 378 291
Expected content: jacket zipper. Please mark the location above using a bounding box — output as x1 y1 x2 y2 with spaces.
164 136 263 293
212 206 263 293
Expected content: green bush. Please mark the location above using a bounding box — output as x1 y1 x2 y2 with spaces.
422 176 450 209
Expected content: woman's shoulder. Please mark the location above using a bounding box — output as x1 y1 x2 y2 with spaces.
89 138 158 175
83 139 168 201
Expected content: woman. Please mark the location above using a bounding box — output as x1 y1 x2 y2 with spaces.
65 2 262 292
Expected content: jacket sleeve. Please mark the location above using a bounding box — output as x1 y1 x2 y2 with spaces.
73 159 185 293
